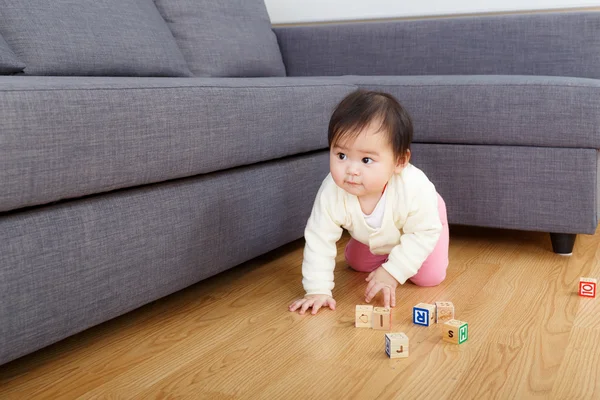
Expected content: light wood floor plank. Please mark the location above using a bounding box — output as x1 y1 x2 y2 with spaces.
1 226 599 399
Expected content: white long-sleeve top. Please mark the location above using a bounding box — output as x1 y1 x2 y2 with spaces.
302 164 442 297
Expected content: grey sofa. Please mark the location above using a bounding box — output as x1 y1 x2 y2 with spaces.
1 0 598 366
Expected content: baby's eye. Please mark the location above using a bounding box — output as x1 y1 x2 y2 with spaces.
337 153 347 160
362 157 373 164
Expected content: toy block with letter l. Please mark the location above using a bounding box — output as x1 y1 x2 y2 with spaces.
373 307 391 330
443 319 468 344
435 301 455 323
413 303 436 326
385 332 409 358
579 277 597 298
355 305 374 328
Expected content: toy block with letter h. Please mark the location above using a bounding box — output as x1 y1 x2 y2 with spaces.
385 332 409 358
355 305 374 328
413 303 436 326
443 319 468 344
435 301 455 323
373 307 391 330
579 277 597 298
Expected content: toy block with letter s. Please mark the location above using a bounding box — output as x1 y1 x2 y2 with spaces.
385 332 409 358
443 319 468 344
579 277 597 298
435 301 455 323
373 307 392 330
355 305 374 328
413 303 436 326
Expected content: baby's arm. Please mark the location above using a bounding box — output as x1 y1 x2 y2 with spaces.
289 176 344 314
382 182 442 285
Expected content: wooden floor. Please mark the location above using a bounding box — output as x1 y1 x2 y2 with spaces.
1 225 599 399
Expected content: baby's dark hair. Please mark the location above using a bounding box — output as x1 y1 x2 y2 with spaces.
328 89 413 160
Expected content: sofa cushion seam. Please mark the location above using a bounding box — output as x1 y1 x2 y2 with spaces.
348 82 600 89
0 83 359 93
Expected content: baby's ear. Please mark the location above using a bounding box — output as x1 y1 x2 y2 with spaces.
395 150 411 173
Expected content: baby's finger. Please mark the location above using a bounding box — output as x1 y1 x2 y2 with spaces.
365 270 376 282
326 298 337 310
390 289 396 308
364 279 376 300
311 298 325 315
289 299 305 312
365 283 383 303
299 300 314 315
382 286 391 308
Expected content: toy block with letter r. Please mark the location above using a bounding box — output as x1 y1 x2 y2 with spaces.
435 301 455 323
355 305 374 328
413 303 436 326
443 319 468 344
385 332 409 358
579 277 597 298
373 307 391 330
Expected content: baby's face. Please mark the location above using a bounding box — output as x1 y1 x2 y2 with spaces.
329 121 405 199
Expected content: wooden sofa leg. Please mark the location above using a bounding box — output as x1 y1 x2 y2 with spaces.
549 233 576 255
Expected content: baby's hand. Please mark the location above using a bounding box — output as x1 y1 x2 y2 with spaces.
288 294 336 315
365 266 398 307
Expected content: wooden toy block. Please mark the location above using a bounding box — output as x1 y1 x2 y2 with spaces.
385 332 409 358
355 305 374 328
579 277 597 298
413 303 436 326
435 301 455 323
443 319 468 344
373 307 391 330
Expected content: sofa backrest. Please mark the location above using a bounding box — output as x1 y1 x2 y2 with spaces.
274 11 600 79
153 0 286 77
0 0 285 77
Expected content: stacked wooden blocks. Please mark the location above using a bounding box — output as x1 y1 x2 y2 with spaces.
356 301 468 360
412 301 468 345
579 277 597 298
355 305 391 330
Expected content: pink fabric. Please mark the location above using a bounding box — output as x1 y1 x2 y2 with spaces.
344 193 449 286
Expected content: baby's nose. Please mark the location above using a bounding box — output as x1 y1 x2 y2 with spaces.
347 162 360 175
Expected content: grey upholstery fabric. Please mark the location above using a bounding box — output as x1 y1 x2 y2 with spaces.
341 75 600 148
0 76 355 212
411 143 598 234
274 12 600 79
0 0 192 76
0 33 24 74
0 151 330 365
154 0 286 77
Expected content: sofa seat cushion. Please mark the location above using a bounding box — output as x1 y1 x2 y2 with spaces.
154 0 286 77
0 33 24 74
0 76 355 212
0 0 192 77
342 75 600 149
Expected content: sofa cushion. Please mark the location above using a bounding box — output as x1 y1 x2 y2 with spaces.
0 76 354 212
410 143 598 234
0 0 192 77
0 33 24 74
342 75 600 148
274 12 600 79
0 151 328 365
154 0 286 77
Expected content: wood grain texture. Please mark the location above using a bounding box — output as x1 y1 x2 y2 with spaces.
1 226 599 399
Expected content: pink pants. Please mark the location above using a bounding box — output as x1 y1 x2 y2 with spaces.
344 193 449 286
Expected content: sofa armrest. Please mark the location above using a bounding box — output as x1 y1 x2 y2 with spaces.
274 11 600 78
